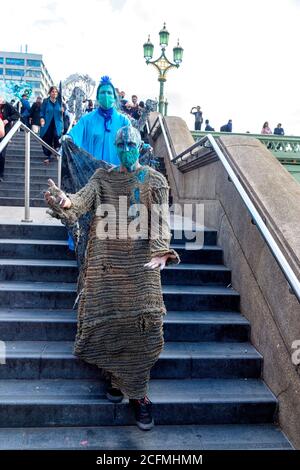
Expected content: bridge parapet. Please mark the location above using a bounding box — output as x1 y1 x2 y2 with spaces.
192 130 300 183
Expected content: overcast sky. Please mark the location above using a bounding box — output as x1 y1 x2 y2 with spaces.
3 0 300 134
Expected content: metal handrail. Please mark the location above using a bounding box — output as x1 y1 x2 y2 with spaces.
0 120 22 153
148 116 300 303
173 135 209 163
148 115 176 162
0 120 62 222
207 134 300 303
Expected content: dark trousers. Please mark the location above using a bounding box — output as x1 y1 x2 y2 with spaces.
42 119 60 159
0 140 7 177
195 121 202 131
21 115 30 128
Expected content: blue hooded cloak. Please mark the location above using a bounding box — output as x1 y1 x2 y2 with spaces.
68 76 131 165
68 108 131 165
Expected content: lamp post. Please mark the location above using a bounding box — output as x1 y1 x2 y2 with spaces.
143 23 183 116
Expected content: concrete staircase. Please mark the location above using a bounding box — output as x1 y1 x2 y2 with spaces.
0 220 293 450
0 132 57 207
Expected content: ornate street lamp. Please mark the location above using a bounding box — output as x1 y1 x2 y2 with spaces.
143 23 183 115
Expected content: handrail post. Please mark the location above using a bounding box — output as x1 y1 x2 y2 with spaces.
22 130 33 223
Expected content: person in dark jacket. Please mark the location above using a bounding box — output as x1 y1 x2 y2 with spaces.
274 123 285 136
190 106 203 130
62 103 71 135
204 119 215 131
29 96 43 134
220 119 232 132
20 94 31 127
0 96 20 181
40 86 64 164
273 123 285 151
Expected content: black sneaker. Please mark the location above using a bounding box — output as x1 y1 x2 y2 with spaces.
130 396 154 431
106 387 124 403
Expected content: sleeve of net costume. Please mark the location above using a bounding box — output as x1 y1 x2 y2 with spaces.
47 174 101 225
149 173 180 266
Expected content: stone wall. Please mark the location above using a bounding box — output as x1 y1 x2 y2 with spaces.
150 115 300 448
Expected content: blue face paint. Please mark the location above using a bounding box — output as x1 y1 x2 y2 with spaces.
116 127 140 171
117 146 139 171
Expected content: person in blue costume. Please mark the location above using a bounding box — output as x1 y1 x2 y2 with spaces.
68 76 131 165
45 125 180 431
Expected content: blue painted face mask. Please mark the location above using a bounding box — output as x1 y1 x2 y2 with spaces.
115 126 142 171
117 145 140 170
97 85 115 110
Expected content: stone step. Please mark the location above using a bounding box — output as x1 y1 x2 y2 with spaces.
0 239 74 260
5 160 57 168
0 423 291 450
163 263 231 286
0 215 287 449
0 281 240 311
0 182 50 191
0 341 261 380
0 190 44 199
0 259 231 286
0 197 46 207
0 223 213 244
0 239 223 265
0 175 56 185
8 148 43 153
7 145 51 155
7 145 46 151
0 309 250 342
0 258 78 282
0 378 275 427
171 244 223 264
10 138 45 145
11 135 41 142
2 166 57 177
163 285 240 311
7 145 43 153
5 158 57 166
171 229 217 246
7 145 43 151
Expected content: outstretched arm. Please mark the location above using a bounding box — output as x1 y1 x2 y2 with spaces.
44 176 99 224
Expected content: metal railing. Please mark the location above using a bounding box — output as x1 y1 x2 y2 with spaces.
148 114 176 162
148 116 300 304
191 130 300 158
191 130 300 185
0 120 61 222
173 135 211 164
207 134 300 303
